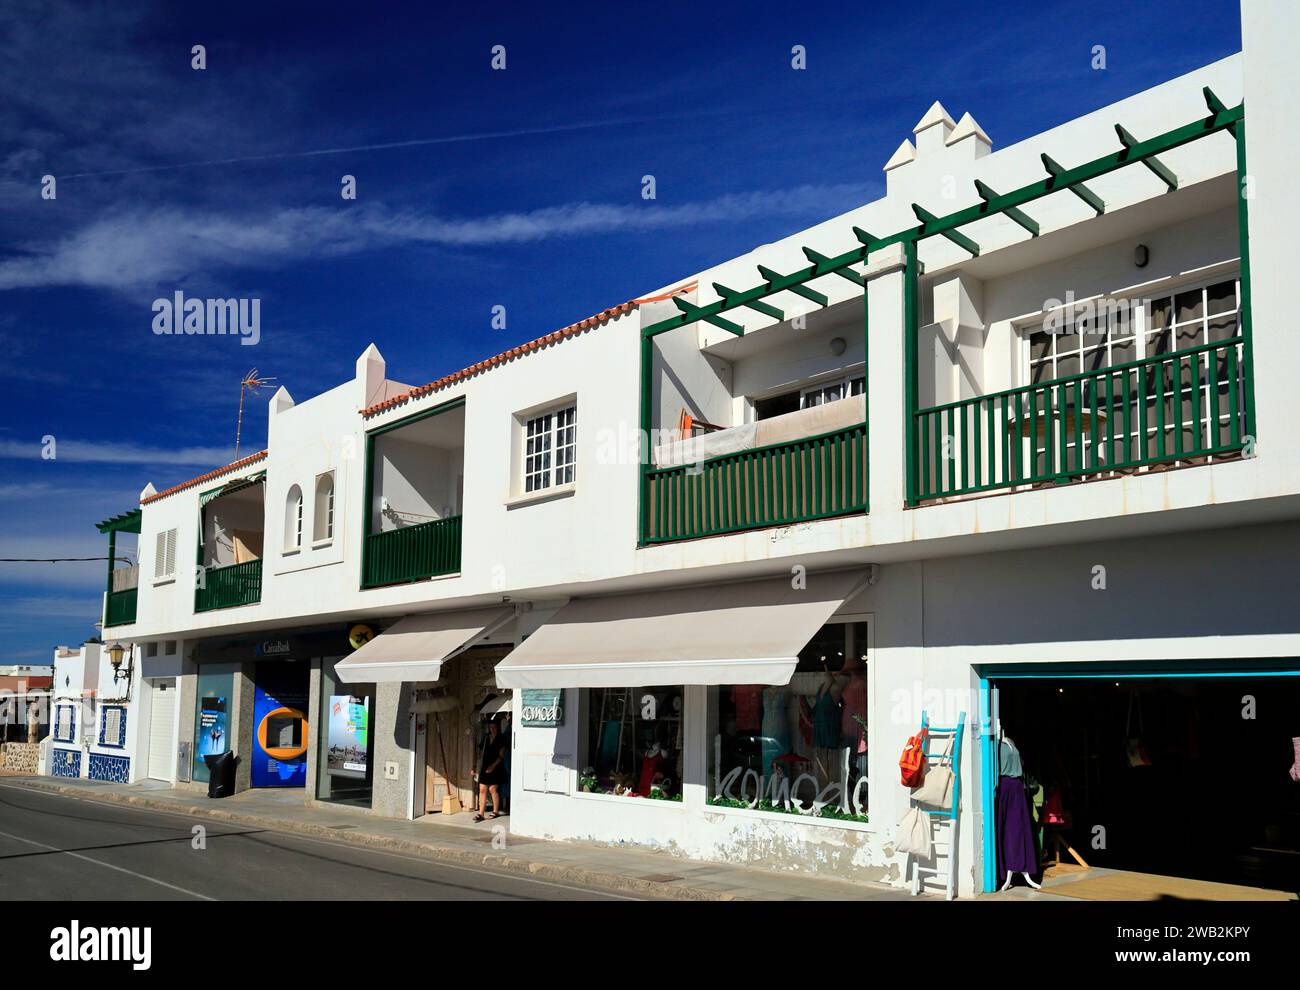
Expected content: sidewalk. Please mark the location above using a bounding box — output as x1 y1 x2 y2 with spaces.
6 775 920 901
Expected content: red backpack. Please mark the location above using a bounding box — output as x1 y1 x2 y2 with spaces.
899 726 928 787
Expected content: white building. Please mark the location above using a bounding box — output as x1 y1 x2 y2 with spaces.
94 1 1300 896
47 642 147 783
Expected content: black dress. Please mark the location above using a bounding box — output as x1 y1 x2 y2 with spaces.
479 732 507 786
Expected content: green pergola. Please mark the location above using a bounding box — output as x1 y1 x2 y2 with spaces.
96 508 141 627
638 87 1251 526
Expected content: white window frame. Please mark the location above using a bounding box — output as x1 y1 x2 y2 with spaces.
153 528 177 583
313 472 335 545
284 485 304 553
516 400 577 498
799 372 866 409
1020 271 1242 465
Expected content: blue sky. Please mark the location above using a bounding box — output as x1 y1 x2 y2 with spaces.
0 0 1241 660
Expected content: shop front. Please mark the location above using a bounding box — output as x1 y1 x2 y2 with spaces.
980 661 1300 899
333 606 518 819
496 571 896 883
190 627 351 793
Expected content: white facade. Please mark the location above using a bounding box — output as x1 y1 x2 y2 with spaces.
48 642 147 784
96 0 1300 896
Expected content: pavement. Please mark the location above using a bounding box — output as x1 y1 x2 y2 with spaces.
0 775 918 901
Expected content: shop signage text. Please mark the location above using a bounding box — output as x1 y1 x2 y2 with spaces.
520 688 563 727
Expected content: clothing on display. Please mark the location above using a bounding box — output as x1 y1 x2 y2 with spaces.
732 685 763 733
998 737 1024 778
996 774 1038 882
813 681 840 748
840 672 867 752
1290 737 1300 783
761 687 791 777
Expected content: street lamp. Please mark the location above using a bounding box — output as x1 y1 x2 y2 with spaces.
106 642 132 683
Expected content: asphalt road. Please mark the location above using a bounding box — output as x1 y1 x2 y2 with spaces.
0 783 639 901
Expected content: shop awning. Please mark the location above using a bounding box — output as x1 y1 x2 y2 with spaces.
494 570 868 689
335 606 514 684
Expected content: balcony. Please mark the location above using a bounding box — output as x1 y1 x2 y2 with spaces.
195 474 264 612
914 337 1247 501
644 420 867 543
363 516 462 587
639 303 868 545
363 397 464 588
105 587 138 627
195 559 264 612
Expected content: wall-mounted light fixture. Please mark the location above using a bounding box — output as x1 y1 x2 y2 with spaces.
829 336 847 356
1134 243 1150 268
106 642 133 684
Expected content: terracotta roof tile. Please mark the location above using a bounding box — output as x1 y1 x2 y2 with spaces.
360 285 695 419
140 450 268 506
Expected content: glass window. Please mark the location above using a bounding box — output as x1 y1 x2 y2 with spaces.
580 685 683 800
523 404 577 493
317 659 375 807
284 485 303 551
706 621 869 823
313 473 334 542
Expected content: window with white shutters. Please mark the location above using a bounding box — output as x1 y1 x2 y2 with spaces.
154 528 177 581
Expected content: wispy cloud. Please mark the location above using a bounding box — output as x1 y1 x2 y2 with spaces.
0 438 233 465
0 183 869 293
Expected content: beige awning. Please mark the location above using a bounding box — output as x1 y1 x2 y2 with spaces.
335 606 514 684
494 570 867 689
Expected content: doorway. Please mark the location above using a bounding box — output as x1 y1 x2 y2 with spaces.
423 646 509 816
981 664 1300 896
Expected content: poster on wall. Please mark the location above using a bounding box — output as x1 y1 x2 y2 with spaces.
326 695 370 779
196 696 228 760
251 663 310 788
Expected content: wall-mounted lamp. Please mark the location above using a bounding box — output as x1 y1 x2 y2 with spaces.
106 642 133 683
829 336 847 356
1134 243 1150 268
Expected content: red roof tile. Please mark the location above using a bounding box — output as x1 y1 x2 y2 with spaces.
140 450 268 506
360 285 695 418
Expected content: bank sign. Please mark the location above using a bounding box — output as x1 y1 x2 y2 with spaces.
520 689 564 727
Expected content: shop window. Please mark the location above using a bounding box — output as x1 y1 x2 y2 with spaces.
580 686 684 800
317 662 375 807
706 620 869 823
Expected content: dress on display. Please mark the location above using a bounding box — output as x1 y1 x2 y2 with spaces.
996 738 1037 882
761 687 790 777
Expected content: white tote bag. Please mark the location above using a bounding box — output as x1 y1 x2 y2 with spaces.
896 806 932 858
910 734 954 809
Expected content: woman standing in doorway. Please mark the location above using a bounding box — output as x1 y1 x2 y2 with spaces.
474 716 507 821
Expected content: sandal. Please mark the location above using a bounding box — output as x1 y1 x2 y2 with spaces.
473 813 485 822
486 812 499 819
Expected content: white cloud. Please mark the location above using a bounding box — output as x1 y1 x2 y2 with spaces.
0 183 869 292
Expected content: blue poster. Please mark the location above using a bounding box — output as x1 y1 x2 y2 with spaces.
251 663 309 787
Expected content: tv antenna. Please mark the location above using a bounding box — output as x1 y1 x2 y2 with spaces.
235 368 276 457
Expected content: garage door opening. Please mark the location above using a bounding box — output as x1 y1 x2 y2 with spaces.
987 670 1300 898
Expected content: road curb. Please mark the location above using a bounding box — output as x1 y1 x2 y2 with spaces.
6 778 742 901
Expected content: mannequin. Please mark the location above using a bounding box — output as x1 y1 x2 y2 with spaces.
839 654 868 767
997 727 1041 891
811 658 842 787
761 686 790 778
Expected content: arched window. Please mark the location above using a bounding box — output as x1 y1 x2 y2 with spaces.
314 473 335 543
285 485 303 551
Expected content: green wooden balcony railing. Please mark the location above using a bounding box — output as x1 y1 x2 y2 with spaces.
362 515 462 588
194 559 263 613
913 337 1248 502
642 423 868 544
104 588 137 627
